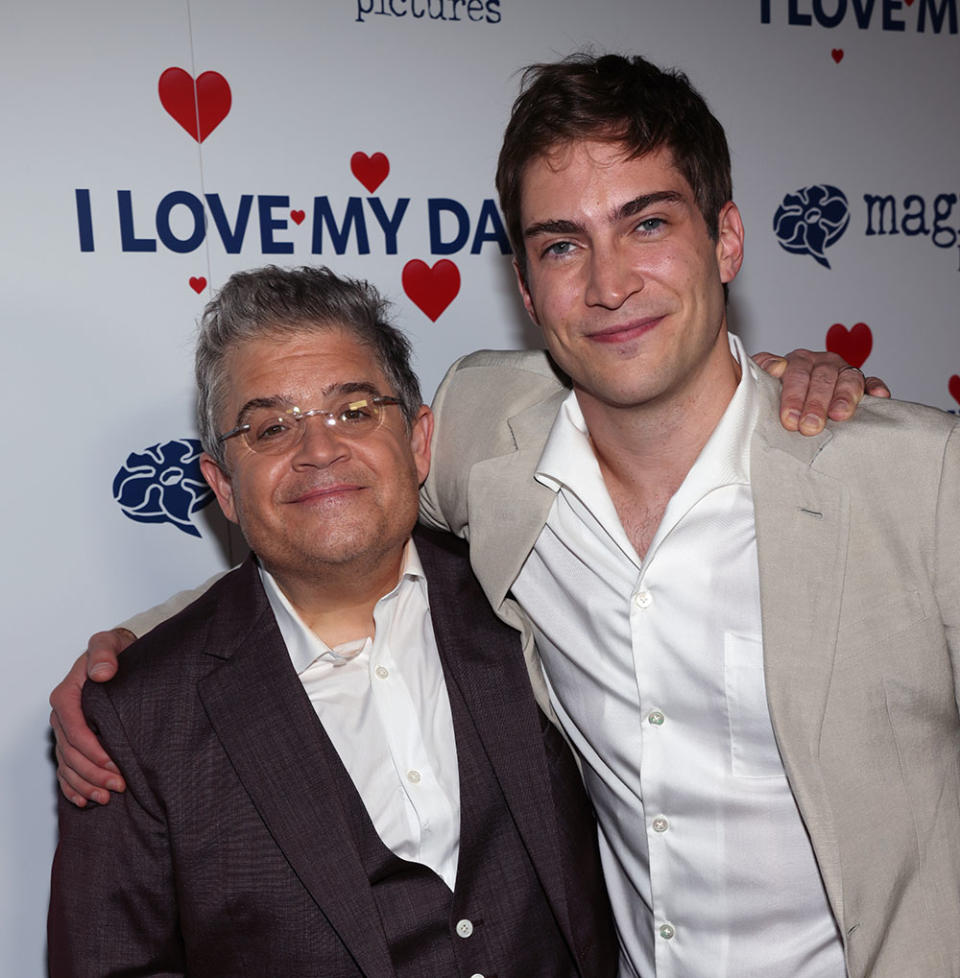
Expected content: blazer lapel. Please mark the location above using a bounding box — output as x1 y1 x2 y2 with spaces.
197 561 394 978
750 377 849 910
415 531 576 964
466 390 566 611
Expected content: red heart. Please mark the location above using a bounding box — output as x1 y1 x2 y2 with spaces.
949 375 960 406
350 152 390 193
402 259 460 322
831 49 844 63
826 322 872 368
290 209 306 225
158 67 232 143
904 0 914 5
189 276 207 294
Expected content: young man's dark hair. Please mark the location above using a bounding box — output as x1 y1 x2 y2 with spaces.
496 53 732 283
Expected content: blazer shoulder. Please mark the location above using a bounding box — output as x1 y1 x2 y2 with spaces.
97 559 267 701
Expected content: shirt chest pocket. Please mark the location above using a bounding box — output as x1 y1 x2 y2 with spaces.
724 631 786 779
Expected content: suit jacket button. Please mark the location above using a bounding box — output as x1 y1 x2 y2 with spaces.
456 918 474 938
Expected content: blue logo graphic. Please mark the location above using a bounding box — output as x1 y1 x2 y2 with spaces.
113 439 215 538
773 185 850 269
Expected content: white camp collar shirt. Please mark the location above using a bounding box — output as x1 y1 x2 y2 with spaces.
512 335 845 978
260 540 461 890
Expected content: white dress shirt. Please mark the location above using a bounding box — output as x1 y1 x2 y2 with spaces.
259 540 461 890
512 336 845 978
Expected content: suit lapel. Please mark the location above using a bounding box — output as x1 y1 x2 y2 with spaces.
750 377 849 909
197 560 394 978
467 391 565 610
415 531 576 964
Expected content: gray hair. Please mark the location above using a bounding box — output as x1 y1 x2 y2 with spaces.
196 265 422 466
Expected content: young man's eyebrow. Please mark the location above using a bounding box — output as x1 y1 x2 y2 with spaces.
615 190 685 222
523 218 585 239
523 191 687 240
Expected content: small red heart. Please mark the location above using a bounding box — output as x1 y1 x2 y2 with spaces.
949 375 960 406
350 152 390 194
831 48 844 63
826 322 872 368
189 276 207 294
904 0 914 6
158 67 231 143
290 209 305 225
402 259 460 322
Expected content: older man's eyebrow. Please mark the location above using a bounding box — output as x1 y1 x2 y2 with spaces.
615 190 685 222
234 383 383 424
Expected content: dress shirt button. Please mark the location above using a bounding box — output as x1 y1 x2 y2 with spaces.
406 770 421 784
633 590 652 609
652 816 669 833
375 665 389 679
648 710 665 726
659 922 676 940
456 918 474 938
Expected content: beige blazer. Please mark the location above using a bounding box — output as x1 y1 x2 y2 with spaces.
420 347 960 978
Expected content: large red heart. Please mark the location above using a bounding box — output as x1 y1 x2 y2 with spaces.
949 375 960 406
158 67 232 143
351 152 390 193
826 322 872 368
402 260 460 322
189 276 207 294
831 49 844 63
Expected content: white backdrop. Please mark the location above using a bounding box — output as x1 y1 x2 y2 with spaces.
2 1 958 972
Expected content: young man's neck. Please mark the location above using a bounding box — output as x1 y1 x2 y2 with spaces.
577 335 741 558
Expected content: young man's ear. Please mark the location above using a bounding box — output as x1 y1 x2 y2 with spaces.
199 454 238 525
513 258 541 327
716 201 745 285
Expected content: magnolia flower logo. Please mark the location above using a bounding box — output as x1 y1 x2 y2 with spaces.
773 185 850 269
113 438 215 537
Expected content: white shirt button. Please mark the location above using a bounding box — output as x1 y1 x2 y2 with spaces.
406 770 421 784
652 816 669 833
648 709 665 725
456 918 474 938
659 922 676 940
375 665 389 679
634 590 653 609
469 974 484 978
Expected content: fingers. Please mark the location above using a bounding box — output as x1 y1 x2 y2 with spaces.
864 376 892 399
51 709 124 806
766 349 865 436
85 628 135 681
49 652 126 807
751 353 787 378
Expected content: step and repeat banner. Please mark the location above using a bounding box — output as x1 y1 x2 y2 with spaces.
2 0 957 971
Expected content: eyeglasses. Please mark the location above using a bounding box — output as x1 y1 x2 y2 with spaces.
218 395 403 455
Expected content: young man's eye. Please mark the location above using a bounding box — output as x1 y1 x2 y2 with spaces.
636 217 665 234
543 240 574 257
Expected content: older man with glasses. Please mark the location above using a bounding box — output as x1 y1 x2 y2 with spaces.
48 264 618 978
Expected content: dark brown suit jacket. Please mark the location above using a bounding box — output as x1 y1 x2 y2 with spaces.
48 527 616 977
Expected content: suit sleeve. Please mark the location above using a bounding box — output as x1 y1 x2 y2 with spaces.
118 569 231 638
48 682 185 977
934 421 960 714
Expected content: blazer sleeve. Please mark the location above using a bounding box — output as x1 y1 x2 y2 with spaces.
48 682 186 977
934 422 960 714
118 569 231 638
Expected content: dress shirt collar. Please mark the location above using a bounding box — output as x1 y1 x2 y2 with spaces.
534 333 761 563
258 539 427 675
